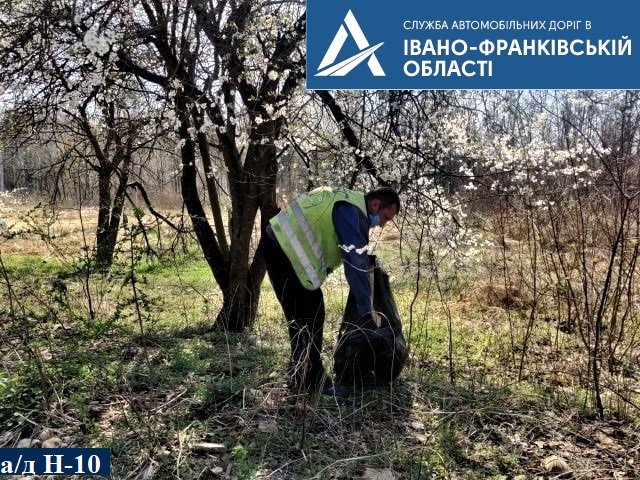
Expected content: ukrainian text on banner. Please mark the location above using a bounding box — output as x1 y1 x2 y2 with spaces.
306 0 638 90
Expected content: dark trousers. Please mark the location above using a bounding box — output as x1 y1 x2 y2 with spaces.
261 228 327 391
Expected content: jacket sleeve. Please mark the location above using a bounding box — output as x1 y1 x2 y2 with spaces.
332 201 373 317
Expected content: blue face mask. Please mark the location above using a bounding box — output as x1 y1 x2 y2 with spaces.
368 213 380 227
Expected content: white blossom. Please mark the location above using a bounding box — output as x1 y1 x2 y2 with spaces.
83 29 110 56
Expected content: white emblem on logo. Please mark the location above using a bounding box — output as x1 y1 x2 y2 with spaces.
316 10 385 77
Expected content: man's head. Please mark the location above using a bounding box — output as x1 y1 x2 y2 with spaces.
365 187 400 228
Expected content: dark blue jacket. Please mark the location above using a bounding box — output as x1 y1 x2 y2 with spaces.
332 201 372 317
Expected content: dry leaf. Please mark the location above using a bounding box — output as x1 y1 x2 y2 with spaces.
362 467 395 480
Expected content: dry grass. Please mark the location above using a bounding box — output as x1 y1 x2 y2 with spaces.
0 196 99 257
1 194 640 478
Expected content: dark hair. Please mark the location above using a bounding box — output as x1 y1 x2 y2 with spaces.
366 187 401 213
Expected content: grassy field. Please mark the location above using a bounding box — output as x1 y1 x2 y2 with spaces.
0 199 639 479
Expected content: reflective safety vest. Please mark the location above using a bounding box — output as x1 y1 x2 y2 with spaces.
269 186 367 290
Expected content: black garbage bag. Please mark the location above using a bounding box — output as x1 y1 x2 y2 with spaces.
334 256 409 388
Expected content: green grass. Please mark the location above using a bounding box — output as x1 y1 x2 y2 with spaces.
1 247 639 479
0 254 68 277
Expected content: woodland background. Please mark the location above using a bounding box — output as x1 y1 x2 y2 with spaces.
0 1 639 478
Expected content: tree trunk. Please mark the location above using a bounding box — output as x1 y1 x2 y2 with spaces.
214 137 279 331
216 252 263 332
95 168 114 269
95 160 131 269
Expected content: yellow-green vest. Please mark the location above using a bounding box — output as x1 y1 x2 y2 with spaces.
269 186 366 290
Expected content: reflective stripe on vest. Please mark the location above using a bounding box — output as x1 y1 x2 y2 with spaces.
274 202 323 289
